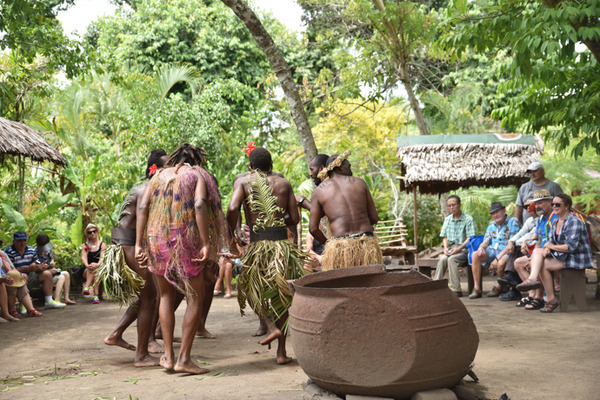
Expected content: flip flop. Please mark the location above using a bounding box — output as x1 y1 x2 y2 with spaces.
213 290 221 296
224 293 231 299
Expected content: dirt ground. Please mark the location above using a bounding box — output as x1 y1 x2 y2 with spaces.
1 271 599 400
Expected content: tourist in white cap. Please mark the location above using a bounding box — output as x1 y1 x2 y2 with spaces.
514 161 563 224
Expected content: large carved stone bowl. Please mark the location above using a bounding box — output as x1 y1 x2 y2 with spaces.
289 265 478 399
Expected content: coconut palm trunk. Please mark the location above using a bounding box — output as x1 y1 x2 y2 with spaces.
221 0 318 164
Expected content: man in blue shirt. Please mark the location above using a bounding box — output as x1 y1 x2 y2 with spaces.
469 202 521 299
5 231 65 309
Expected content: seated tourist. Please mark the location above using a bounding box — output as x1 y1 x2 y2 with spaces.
516 194 593 312
5 231 65 309
35 234 75 305
469 202 521 299
495 197 537 301
512 190 557 309
81 223 106 304
1 249 42 317
433 195 475 297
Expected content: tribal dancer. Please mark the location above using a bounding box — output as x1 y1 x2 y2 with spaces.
310 151 383 270
227 147 306 365
135 143 226 375
100 149 168 366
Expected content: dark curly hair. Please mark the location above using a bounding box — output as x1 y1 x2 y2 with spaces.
249 147 272 172
167 143 209 171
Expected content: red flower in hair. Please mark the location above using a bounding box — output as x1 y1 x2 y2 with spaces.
244 141 256 156
149 164 157 176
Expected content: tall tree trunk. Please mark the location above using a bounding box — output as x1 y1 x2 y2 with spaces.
221 0 318 164
371 0 430 135
400 72 430 135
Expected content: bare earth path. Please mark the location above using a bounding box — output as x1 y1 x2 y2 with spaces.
1 273 599 400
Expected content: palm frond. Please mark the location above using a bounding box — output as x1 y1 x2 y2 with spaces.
95 245 145 307
247 171 284 229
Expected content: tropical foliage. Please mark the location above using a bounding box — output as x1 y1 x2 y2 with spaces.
0 0 598 261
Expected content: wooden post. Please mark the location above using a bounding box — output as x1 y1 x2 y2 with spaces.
413 186 418 261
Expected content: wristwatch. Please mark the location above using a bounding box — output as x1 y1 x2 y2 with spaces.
299 196 306 205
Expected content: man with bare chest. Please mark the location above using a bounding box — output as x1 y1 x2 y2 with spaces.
309 151 382 270
227 147 306 365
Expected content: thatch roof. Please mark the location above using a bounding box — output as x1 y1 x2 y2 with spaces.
0 116 66 165
396 133 543 194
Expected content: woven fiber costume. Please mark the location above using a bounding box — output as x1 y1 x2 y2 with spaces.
237 171 307 323
96 188 146 306
143 166 226 295
321 232 383 271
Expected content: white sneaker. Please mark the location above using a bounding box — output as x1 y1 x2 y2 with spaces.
45 300 66 309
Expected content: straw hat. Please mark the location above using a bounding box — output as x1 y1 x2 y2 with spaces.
5 270 26 288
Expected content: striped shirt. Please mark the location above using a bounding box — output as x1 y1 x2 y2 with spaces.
4 244 37 273
440 212 476 245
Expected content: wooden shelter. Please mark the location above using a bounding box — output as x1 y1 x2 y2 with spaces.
395 133 543 249
0 116 66 212
0 117 66 165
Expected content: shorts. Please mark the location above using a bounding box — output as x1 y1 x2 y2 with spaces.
52 271 68 284
27 271 41 291
485 247 508 266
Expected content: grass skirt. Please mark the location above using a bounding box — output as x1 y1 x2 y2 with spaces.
96 244 145 307
237 239 307 325
321 234 383 271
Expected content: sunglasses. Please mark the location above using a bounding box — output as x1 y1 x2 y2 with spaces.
551 203 564 207
88 230 98 234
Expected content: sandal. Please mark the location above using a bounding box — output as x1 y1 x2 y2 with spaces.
516 278 542 292
525 298 545 310
27 309 43 317
540 299 560 313
516 296 533 307
9 309 21 319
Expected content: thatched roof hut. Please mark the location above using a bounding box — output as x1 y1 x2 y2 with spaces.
396 133 543 194
0 116 66 165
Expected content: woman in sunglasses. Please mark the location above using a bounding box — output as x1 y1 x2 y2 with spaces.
516 194 593 312
82 223 106 304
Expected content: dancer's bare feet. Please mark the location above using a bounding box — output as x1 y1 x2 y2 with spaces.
252 324 267 337
148 340 164 354
174 360 210 375
277 355 293 365
258 329 282 346
64 299 76 305
196 328 216 339
134 354 161 367
159 354 175 370
104 334 136 351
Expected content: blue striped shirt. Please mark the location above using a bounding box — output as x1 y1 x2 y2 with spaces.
4 244 37 273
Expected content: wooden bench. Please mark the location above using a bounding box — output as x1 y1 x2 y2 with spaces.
374 219 417 265
559 268 587 312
